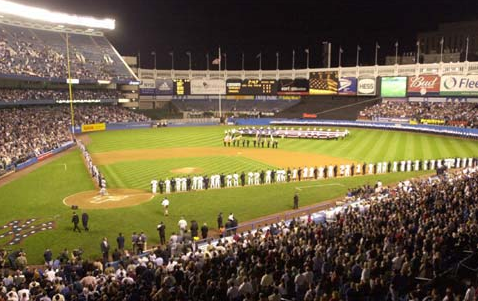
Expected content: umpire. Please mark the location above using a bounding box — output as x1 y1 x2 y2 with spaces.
72 212 81 232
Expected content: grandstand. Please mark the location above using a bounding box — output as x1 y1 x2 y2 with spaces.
0 2 478 301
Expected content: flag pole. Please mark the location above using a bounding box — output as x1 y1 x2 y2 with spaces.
338 47 342 67
465 36 469 62
218 47 222 119
440 37 444 63
356 45 360 66
416 40 420 64
374 42 379 65
395 41 399 65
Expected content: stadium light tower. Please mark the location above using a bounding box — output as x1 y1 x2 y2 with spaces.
0 0 115 29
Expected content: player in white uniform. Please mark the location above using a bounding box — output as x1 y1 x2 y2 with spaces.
303 167 309 180
175 178 181 192
265 170 272 184
161 197 169 216
233 173 239 186
254 172 260 185
339 165 345 177
226 175 233 187
197 176 204 190
367 163 374 175
318 166 325 178
181 178 187 191
308 166 315 179
414 160 420 171
430 160 436 170
247 172 254 185
327 166 334 178
355 164 361 175
345 164 351 177
165 179 171 194
406 160 412 172
392 161 398 172
292 168 298 181
151 179 158 194
400 161 406 172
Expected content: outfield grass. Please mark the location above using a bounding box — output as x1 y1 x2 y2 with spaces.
0 126 476 263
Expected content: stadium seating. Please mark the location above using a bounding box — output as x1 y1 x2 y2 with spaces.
171 98 300 115
0 23 134 81
0 167 476 301
0 89 121 103
0 106 150 170
358 101 478 128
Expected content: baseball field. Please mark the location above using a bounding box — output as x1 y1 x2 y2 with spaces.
0 125 477 263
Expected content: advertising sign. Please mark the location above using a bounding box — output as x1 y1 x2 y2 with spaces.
338 77 357 95
440 75 478 96
226 79 277 95
81 123 106 133
380 77 407 97
173 79 191 95
357 77 376 95
139 79 156 95
277 79 309 95
309 71 338 95
407 75 440 96
155 79 174 95
191 78 226 95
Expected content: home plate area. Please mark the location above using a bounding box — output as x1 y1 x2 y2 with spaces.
63 189 154 209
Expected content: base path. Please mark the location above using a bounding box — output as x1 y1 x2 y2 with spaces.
63 189 154 209
92 147 355 168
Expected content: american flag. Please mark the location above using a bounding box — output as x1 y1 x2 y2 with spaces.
309 72 338 93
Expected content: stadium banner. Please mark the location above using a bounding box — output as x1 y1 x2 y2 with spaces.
155 79 174 95
15 157 38 171
277 79 309 95
420 119 445 125
139 79 156 95
81 123 106 133
380 77 407 97
357 77 377 95
106 122 153 131
190 78 226 95
338 77 358 95
440 75 478 96
226 79 278 95
376 117 410 124
303 113 317 118
173 79 191 95
309 71 339 95
139 69 155 79
407 75 440 96
225 95 255 100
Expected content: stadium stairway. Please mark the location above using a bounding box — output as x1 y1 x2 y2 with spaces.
276 96 381 120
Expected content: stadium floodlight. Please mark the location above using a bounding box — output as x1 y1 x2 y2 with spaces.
0 0 115 30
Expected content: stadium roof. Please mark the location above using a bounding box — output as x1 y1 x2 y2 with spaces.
0 0 115 30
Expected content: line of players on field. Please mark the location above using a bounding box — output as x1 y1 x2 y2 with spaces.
150 157 476 194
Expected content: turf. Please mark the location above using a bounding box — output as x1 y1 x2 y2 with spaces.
0 126 476 263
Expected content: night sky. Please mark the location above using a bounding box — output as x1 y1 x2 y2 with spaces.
14 0 478 69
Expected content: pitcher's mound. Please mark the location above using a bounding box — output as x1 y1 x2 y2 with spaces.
170 167 203 174
63 189 154 209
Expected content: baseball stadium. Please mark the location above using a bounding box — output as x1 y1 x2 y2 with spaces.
0 1 478 300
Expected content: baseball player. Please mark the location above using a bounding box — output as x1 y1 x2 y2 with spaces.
345 164 351 177
400 161 406 172
151 179 158 194
226 174 233 187
292 168 298 181
254 171 260 185
308 166 314 179
233 173 239 186
181 178 187 191
175 178 181 192
406 160 412 172
165 179 171 194
327 165 334 178
392 161 398 172
355 164 361 175
430 159 436 170
247 171 254 185
423 160 428 170
414 160 420 171
367 163 374 175
197 175 204 190
265 170 271 184
161 197 169 216
318 166 325 179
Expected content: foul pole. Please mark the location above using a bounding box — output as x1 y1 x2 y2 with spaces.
65 33 75 135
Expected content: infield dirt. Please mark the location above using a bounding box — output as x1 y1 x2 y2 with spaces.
92 147 355 168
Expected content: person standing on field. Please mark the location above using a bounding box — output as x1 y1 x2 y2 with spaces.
81 212 89 231
72 212 81 233
161 197 169 216
293 193 299 209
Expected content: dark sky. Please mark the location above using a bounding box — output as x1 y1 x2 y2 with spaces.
15 0 478 69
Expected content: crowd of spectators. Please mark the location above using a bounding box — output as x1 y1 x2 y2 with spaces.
0 24 133 81
0 89 121 103
358 101 478 127
0 166 477 301
0 106 150 170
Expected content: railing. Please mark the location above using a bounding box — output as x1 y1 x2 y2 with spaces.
141 61 478 80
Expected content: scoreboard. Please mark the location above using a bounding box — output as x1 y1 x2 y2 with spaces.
173 79 191 95
226 79 277 95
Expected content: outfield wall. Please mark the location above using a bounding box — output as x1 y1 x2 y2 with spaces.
229 118 478 139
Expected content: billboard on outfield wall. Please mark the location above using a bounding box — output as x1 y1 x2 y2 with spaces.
338 77 357 95
155 79 174 95
173 79 191 95
81 123 106 133
309 71 338 95
191 78 226 95
277 79 309 95
226 79 277 95
380 77 407 97
440 75 478 96
407 75 440 96
357 77 376 95
139 79 156 95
